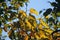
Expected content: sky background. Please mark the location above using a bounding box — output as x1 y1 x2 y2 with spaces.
28 0 55 11
2 0 55 40
21 0 55 19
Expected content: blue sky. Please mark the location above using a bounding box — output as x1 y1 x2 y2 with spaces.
21 0 55 18
21 0 55 11
2 0 55 40
28 0 55 11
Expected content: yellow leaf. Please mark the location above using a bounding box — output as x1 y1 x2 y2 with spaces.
26 20 32 29
28 14 37 28
19 10 24 13
4 26 7 32
43 28 53 34
30 8 38 15
33 21 37 27
19 10 27 17
23 12 27 17
34 33 40 39
0 28 2 36
8 30 12 36
29 16 35 20
54 33 60 36
24 35 28 40
39 31 48 39
39 18 49 28
45 15 50 19
38 24 43 29
25 19 34 30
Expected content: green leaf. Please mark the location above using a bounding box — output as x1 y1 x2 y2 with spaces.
7 11 13 13
0 8 3 15
55 0 60 3
50 2 57 7
0 0 5 3
0 21 2 26
39 10 42 14
57 12 60 17
48 17 55 23
2 2 6 7
43 8 52 17
0 28 2 36
52 12 56 19
4 14 8 20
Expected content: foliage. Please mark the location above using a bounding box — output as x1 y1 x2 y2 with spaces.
0 0 60 40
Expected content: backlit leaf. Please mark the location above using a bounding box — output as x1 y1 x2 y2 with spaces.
38 23 43 29
43 28 53 34
30 8 39 15
0 28 2 36
39 18 50 28
24 35 28 40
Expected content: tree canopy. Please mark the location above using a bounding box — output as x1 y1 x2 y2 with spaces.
0 0 60 40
